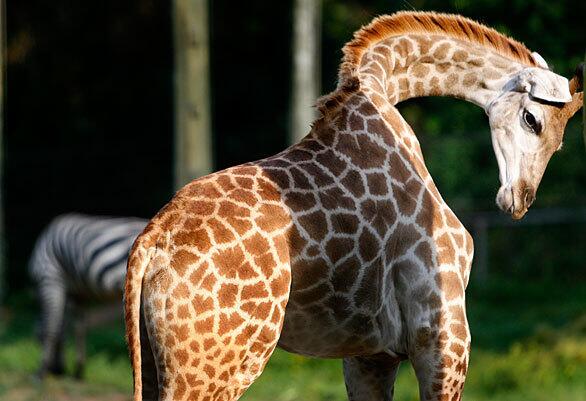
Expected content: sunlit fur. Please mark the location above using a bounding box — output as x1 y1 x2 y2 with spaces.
125 11 583 401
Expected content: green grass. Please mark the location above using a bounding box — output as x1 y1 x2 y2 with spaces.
1 277 586 400
0 304 132 401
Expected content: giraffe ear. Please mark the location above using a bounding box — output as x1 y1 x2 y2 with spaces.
507 67 573 103
568 63 584 95
531 52 549 69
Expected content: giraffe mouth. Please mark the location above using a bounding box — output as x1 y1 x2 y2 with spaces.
511 208 528 220
496 184 535 220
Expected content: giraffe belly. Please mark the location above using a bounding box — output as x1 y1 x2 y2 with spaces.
277 293 402 358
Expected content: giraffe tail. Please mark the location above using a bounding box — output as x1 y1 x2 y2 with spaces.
124 238 152 401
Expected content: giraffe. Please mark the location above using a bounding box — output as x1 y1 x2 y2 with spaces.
124 11 584 401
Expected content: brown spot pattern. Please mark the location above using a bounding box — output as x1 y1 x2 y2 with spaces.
124 13 490 400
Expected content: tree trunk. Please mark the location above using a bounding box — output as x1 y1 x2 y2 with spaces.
173 0 212 190
290 0 321 144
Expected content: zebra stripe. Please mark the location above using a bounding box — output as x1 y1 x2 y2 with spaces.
28 213 148 378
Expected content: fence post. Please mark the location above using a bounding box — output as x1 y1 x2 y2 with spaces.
173 0 213 190
290 0 321 144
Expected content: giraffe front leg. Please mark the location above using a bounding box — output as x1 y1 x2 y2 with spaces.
409 314 470 401
343 353 401 401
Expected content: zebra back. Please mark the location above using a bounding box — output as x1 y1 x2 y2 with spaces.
29 213 148 299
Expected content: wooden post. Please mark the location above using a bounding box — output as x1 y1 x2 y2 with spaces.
290 0 321 144
173 0 212 190
0 0 5 304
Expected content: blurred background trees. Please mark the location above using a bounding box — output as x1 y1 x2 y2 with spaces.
5 0 585 294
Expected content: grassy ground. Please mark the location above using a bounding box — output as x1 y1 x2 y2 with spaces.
1 277 586 401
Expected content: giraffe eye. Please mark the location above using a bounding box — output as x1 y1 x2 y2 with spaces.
522 110 541 134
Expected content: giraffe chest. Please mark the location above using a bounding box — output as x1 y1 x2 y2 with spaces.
275 190 473 358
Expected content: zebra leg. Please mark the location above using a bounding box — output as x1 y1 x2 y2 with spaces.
50 335 66 375
37 278 67 378
73 315 86 379
72 303 123 379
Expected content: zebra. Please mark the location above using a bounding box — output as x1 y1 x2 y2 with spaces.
28 213 147 379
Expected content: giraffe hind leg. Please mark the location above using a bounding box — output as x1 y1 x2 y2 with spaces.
343 353 401 401
141 273 289 401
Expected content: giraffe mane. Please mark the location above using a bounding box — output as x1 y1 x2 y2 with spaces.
317 11 538 117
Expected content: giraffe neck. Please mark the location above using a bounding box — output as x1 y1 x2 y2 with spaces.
357 34 525 110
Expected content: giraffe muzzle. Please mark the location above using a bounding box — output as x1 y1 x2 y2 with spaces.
496 184 535 220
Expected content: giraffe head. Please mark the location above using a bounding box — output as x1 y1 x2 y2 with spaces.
487 62 584 219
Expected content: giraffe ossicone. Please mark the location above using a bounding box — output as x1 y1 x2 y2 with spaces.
124 11 583 401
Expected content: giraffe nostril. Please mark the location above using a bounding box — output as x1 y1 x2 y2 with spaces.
523 189 535 208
